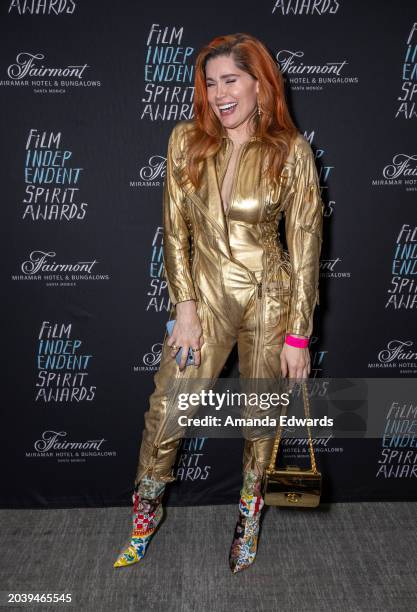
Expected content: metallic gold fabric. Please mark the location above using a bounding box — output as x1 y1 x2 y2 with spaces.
134 120 324 485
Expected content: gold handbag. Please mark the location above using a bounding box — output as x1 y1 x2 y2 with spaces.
262 381 322 507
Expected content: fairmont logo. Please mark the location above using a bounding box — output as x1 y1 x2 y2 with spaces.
21 250 97 274
377 340 417 364
26 430 117 461
140 155 166 181
34 430 106 453
372 154 417 189
11 250 110 285
277 49 348 77
133 342 163 373
143 343 163 367
275 48 358 91
1 52 101 91
129 154 166 188
383 154 417 179
320 257 351 279
368 340 417 374
7 52 89 80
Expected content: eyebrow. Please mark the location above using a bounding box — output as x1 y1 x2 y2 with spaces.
205 73 240 82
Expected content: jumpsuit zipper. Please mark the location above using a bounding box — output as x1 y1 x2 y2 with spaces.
224 141 249 218
218 140 234 209
253 281 264 380
146 363 193 478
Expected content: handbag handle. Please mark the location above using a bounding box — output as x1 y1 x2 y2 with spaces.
267 252 319 475
267 380 319 474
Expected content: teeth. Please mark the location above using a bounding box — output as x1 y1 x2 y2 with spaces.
219 103 237 110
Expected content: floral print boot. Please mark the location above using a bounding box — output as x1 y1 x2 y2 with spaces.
229 471 265 574
113 476 165 568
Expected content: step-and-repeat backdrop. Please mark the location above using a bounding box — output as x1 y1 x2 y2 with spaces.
1 1 416 508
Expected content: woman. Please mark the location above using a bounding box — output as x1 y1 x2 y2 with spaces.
114 32 324 573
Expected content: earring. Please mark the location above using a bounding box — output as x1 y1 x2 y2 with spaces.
257 97 262 117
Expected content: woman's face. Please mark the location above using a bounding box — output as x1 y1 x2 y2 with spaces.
205 54 259 135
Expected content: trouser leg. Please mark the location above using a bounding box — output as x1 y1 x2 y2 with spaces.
134 301 237 486
238 283 289 477
228 284 289 573
239 342 285 478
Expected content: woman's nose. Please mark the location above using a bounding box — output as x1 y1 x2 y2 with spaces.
215 82 227 99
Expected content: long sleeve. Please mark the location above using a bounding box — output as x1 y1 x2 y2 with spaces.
162 125 197 306
284 136 324 338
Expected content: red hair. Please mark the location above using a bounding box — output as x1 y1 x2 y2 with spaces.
181 32 298 189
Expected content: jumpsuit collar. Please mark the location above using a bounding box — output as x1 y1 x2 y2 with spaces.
216 133 261 184
218 133 261 158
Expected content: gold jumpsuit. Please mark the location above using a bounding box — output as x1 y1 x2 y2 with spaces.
134 119 324 486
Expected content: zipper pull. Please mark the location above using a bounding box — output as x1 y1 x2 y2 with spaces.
257 282 262 298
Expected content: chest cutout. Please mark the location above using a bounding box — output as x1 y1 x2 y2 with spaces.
220 144 242 215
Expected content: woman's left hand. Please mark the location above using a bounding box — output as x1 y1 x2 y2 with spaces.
280 343 311 381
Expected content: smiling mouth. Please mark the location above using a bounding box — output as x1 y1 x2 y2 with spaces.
218 102 237 116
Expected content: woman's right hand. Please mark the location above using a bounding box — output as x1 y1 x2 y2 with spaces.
166 300 204 370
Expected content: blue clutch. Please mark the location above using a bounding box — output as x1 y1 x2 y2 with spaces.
165 319 194 366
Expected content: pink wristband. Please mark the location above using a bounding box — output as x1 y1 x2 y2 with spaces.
285 334 309 348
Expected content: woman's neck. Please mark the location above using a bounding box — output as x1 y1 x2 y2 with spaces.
224 116 256 147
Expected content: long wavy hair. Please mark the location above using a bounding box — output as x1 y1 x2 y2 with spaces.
181 32 298 190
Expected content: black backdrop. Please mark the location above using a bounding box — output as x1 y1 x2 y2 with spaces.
1 1 416 508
